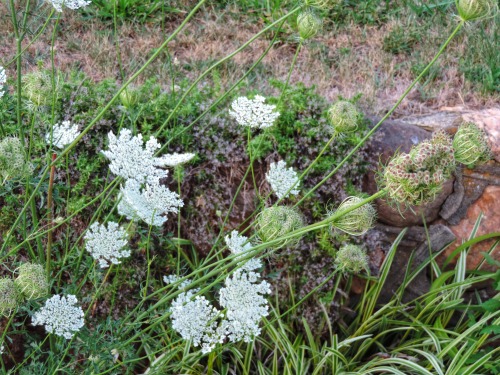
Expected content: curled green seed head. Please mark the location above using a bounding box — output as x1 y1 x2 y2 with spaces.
0 137 33 181
256 206 304 249
327 101 359 135
0 278 18 317
328 196 377 236
335 244 369 273
14 263 49 300
453 122 492 168
21 70 58 107
297 10 322 41
119 86 140 108
456 0 496 21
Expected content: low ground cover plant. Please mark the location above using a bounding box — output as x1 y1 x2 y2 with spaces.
0 0 499 373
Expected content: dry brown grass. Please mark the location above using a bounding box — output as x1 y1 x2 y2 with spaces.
1 3 498 116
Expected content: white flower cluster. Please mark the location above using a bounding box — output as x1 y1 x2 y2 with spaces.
32 294 84 339
103 129 191 226
218 268 271 343
168 232 269 353
102 129 169 184
84 222 131 268
160 152 195 167
46 0 91 12
229 95 279 129
265 160 300 199
0 66 6 98
224 230 262 271
46 121 81 149
118 178 184 227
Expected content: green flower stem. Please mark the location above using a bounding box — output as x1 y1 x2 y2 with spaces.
46 152 57 276
277 40 303 108
295 19 466 208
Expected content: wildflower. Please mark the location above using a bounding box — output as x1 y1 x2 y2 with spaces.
217 268 271 343
117 178 183 227
328 196 377 236
453 122 491 168
159 152 196 167
265 160 300 199
84 222 131 268
163 275 195 290
0 278 18 317
0 66 6 98
46 121 81 149
170 286 222 354
456 0 496 21
102 129 170 184
21 70 56 107
256 206 304 249
32 294 84 339
45 0 91 12
229 95 280 129
0 344 4 355
225 230 262 271
381 131 456 206
335 244 368 273
327 101 360 135
14 263 49 300
0 137 33 181
297 10 322 40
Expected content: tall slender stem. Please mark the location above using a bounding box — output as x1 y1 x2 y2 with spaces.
46 152 57 276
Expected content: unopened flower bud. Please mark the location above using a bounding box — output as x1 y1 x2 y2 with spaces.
456 0 496 21
328 196 376 236
0 278 18 316
0 137 33 181
119 86 140 108
327 101 359 135
453 122 492 168
335 244 368 273
256 206 304 249
15 263 49 300
297 10 322 40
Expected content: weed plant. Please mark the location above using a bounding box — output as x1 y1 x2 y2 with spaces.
0 0 499 374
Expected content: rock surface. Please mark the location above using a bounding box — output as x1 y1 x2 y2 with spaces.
443 185 500 270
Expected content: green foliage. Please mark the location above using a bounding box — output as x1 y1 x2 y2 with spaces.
383 25 421 55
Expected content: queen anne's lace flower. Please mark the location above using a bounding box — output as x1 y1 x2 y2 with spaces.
46 0 90 12
0 66 6 98
46 121 81 149
159 153 195 167
265 160 300 199
118 178 183 227
168 279 222 354
229 95 279 129
102 129 172 184
32 295 84 339
84 222 131 268
217 269 271 343
224 230 262 271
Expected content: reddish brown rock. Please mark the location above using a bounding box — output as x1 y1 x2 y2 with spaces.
444 185 500 270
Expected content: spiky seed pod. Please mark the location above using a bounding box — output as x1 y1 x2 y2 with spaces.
335 244 369 273
328 196 377 236
456 0 495 21
255 206 304 249
21 70 58 107
327 101 359 135
0 278 18 317
453 122 492 168
14 263 49 300
0 137 33 181
297 10 322 41
380 131 456 207
119 86 140 108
